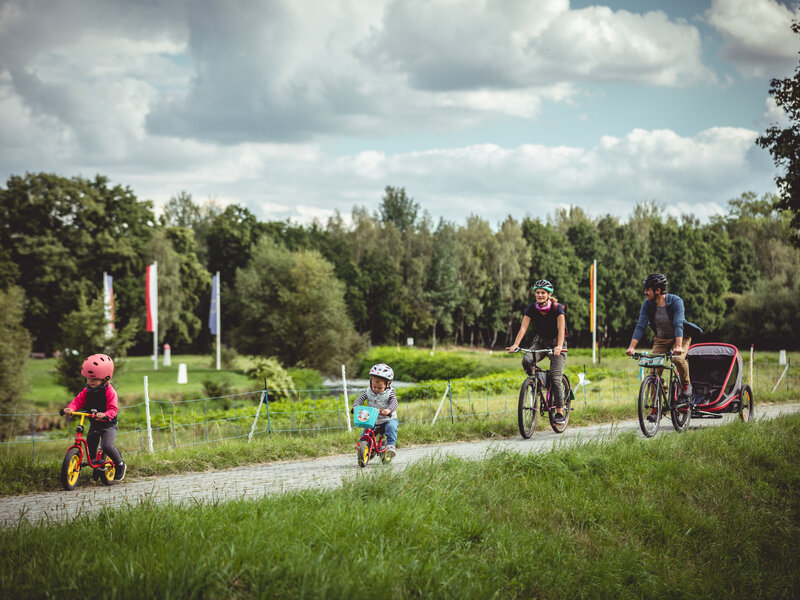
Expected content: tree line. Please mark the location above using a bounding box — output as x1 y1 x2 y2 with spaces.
1 173 799 379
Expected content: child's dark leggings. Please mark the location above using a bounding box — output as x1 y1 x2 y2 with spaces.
87 424 123 466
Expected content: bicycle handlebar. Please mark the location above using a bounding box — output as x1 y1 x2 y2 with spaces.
630 350 673 360
512 347 555 355
59 408 101 418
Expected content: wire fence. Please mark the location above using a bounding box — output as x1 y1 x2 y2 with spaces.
2 360 797 461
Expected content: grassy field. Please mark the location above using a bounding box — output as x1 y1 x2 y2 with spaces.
23 354 257 409
1 413 798 599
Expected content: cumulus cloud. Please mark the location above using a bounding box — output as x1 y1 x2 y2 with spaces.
705 0 800 77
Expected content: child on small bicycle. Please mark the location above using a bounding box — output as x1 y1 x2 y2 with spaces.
506 279 568 423
352 363 398 461
63 353 126 481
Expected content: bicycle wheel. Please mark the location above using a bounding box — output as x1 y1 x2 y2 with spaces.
739 385 754 423
549 375 572 434
637 375 662 438
669 378 691 433
60 447 82 491
357 440 370 468
518 377 539 439
99 455 116 486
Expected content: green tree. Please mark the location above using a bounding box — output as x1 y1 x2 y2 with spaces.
426 220 461 348
55 294 137 395
378 186 419 233
0 287 32 434
756 21 800 245
233 237 364 373
0 173 154 353
454 216 493 346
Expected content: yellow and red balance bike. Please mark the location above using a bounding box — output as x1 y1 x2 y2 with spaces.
59 409 116 490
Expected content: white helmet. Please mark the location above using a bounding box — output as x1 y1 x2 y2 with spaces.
369 363 394 383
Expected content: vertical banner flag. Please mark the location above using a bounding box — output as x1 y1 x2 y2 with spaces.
589 262 595 333
146 262 159 369
146 263 158 333
103 272 114 338
209 272 219 335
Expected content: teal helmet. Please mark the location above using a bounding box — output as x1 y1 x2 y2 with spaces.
533 279 554 293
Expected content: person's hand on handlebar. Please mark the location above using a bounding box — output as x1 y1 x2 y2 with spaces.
505 344 519 353
63 407 73 415
94 411 106 419
380 408 391 416
626 345 636 356
554 346 562 356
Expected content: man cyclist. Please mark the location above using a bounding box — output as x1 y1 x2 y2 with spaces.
625 273 702 416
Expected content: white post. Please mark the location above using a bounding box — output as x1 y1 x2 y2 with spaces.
215 270 221 371
592 260 597 364
431 383 451 426
248 390 266 442
342 365 351 432
143 376 154 453
771 364 789 393
749 344 754 387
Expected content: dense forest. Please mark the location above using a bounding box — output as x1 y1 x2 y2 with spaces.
1 173 799 380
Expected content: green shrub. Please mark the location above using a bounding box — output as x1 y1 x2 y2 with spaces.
202 377 233 399
357 347 493 381
287 367 325 390
245 357 297 400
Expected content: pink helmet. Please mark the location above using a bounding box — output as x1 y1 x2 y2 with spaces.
81 354 114 379
369 363 394 383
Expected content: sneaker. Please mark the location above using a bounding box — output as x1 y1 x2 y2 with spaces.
553 412 565 423
680 383 692 400
385 446 396 461
646 408 659 422
114 462 126 481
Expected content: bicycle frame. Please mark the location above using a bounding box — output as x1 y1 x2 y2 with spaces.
67 411 113 469
357 424 387 459
636 353 679 411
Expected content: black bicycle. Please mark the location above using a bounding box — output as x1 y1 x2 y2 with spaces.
631 351 691 438
514 348 572 438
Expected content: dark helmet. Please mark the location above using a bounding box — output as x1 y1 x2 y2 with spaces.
642 273 667 293
533 279 554 293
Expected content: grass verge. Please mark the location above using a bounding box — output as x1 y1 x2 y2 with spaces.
1 414 798 598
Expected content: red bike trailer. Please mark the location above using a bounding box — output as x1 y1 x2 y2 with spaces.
686 342 752 419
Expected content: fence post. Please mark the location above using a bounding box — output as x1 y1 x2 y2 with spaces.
143 376 154 453
448 377 454 423
171 402 177 447
203 397 208 442
583 364 587 407
342 365 352 432
264 381 272 434
248 390 266 442
235 395 239 438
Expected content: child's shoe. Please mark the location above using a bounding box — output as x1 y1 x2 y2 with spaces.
385 446 396 462
114 462 126 481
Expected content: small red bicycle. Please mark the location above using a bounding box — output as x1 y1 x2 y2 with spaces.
353 405 389 468
59 409 116 490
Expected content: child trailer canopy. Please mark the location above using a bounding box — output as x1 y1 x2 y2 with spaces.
686 342 744 415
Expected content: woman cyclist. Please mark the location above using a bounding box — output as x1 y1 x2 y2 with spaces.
506 279 568 423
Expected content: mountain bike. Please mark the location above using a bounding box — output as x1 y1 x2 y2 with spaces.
59 409 116 490
353 405 389 468
631 351 691 438
514 348 573 438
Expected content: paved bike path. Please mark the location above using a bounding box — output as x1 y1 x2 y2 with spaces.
2 403 798 527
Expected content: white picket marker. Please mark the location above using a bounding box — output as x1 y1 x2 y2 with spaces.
431 383 451 426
342 365 351 432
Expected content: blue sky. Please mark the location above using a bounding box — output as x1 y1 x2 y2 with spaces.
0 0 797 226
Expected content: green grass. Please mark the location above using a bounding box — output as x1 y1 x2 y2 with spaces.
23 355 257 408
1 414 798 599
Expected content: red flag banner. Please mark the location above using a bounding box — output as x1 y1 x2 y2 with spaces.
146 263 158 333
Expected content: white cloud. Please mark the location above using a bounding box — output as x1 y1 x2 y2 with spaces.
705 0 800 76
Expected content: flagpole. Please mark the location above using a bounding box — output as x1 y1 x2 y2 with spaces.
592 259 597 364
215 271 221 371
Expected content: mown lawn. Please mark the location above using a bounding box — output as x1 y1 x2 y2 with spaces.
1 413 798 599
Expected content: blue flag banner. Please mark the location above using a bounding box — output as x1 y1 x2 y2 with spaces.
209 273 218 335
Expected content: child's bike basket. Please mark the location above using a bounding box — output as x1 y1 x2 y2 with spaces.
354 405 379 429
